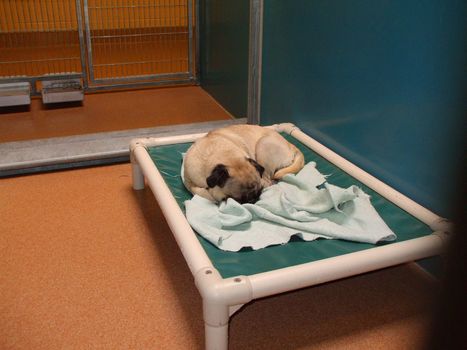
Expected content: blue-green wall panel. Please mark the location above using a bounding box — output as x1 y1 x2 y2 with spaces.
261 0 466 216
199 0 249 117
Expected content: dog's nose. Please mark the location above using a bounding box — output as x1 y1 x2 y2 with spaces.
240 188 262 204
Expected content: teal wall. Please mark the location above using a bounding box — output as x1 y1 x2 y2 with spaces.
260 0 466 216
199 0 249 117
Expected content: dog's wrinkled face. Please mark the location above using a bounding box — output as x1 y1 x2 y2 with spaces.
206 158 264 204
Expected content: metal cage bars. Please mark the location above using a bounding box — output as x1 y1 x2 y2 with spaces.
83 0 194 85
0 0 85 94
0 0 82 77
0 0 195 93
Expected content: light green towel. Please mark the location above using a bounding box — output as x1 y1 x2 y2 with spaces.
185 162 396 251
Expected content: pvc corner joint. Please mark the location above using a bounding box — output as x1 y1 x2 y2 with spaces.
194 267 253 307
431 218 454 243
129 139 147 161
274 123 300 135
129 138 146 152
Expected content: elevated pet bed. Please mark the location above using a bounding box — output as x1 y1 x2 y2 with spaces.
130 123 451 350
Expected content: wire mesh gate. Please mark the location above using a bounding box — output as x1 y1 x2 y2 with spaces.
84 0 194 86
0 0 195 96
0 0 85 95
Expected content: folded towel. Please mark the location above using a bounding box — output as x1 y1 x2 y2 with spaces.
185 162 396 251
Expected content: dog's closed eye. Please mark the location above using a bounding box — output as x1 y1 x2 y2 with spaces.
247 158 265 177
206 164 230 188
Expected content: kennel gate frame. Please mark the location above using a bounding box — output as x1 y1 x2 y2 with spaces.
82 0 195 87
0 0 87 95
0 0 197 95
129 122 451 350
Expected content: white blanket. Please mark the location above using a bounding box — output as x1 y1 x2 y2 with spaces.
185 162 396 251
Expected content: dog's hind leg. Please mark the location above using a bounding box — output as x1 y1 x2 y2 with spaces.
273 146 305 180
256 134 304 180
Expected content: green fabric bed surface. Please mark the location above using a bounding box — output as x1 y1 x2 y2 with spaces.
147 135 433 279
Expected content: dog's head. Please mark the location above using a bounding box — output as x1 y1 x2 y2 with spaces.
206 158 264 204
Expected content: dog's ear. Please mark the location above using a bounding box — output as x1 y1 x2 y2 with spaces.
247 158 265 177
206 164 229 188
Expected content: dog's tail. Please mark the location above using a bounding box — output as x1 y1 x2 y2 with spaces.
273 148 305 180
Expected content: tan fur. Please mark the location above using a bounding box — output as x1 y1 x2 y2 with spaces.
183 125 305 203
273 149 305 180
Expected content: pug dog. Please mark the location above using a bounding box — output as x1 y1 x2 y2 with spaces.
182 124 304 203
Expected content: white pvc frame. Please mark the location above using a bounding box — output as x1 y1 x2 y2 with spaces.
129 123 451 350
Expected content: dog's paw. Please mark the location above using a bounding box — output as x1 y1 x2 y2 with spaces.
261 177 275 188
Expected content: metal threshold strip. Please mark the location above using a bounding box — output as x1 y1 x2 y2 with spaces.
0 119 246 177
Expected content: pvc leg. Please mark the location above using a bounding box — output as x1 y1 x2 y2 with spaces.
132 162 145 190
205 323 228 350
203 300 230 350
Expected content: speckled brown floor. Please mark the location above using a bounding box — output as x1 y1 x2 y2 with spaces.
0 163 437 350
0 86 232 143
